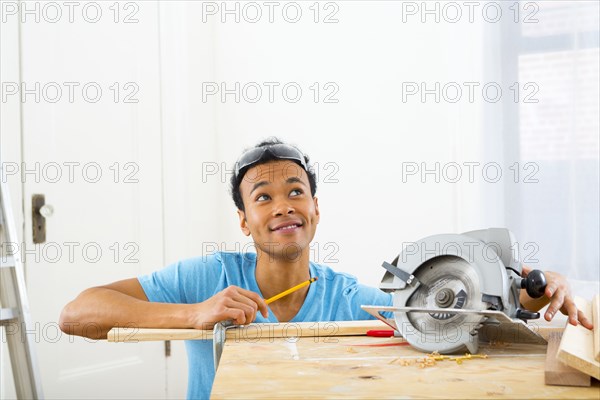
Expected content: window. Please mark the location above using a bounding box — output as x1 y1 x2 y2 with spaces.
504 1 599 280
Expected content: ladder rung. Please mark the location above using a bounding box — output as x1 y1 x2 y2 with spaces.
0 256 15 268
0 308 18 324
1 181 44 397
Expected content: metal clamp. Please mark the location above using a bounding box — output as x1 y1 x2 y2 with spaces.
213 320 235 371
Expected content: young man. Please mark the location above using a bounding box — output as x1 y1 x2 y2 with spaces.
60 138 591 399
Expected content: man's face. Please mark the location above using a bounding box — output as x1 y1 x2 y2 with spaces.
237 160 320 260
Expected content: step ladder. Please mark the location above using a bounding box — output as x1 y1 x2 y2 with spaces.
0 180 44 398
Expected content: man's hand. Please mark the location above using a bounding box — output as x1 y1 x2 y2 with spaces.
189 286 269 329
521 265 593 329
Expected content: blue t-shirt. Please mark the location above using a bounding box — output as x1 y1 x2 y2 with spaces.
138 251 392 399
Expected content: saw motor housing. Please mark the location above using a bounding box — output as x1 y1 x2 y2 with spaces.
379 228 546 354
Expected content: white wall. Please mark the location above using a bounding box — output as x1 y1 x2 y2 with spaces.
164 2 496 287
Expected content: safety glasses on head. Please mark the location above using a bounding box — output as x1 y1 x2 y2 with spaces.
234 144 308 177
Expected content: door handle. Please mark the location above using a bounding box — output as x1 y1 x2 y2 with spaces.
32 194 53 244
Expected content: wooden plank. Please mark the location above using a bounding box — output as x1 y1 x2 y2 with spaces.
556 297 600 380
545 331 590 386
212 334 600 399
107 327 212 342
107 319 563 343
107 320 390 342
593 294 599 362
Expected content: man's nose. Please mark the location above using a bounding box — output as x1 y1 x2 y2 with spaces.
273 198 295 216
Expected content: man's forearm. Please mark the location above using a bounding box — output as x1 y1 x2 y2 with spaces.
59 288 192 339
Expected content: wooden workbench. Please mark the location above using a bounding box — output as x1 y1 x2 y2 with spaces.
211 321 599 399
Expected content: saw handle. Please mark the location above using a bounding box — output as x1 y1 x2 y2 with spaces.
520 269 547 298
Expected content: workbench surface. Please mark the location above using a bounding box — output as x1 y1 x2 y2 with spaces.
211 322 599 399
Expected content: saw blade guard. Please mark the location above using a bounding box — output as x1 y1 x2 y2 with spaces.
393 255 486 353
385 233 512 354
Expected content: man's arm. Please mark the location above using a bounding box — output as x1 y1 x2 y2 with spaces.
519 265 593 329
59 279 269 339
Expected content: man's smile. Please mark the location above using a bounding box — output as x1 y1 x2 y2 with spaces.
270 219 304 232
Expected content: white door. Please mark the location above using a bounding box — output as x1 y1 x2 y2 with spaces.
15 1 167 398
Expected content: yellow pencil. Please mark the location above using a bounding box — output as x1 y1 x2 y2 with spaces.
265 277 318 305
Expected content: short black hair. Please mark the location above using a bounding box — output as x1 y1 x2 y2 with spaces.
230 137 317 212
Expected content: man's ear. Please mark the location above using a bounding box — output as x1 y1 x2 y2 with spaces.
237 209 251 236
313 196 320 224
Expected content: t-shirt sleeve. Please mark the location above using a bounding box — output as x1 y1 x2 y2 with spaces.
137 255 224 304
137 262 186 304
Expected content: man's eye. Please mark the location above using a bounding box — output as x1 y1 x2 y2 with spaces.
256 194 270 202
290 189 303 196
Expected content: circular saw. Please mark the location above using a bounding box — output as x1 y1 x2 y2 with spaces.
362 228 549 354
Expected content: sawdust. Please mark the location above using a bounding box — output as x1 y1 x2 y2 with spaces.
388 358 416 366
389 351 489 368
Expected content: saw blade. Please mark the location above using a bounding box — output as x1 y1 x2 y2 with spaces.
405 256 486 335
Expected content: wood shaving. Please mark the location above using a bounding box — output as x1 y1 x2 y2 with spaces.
393 351 489 368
